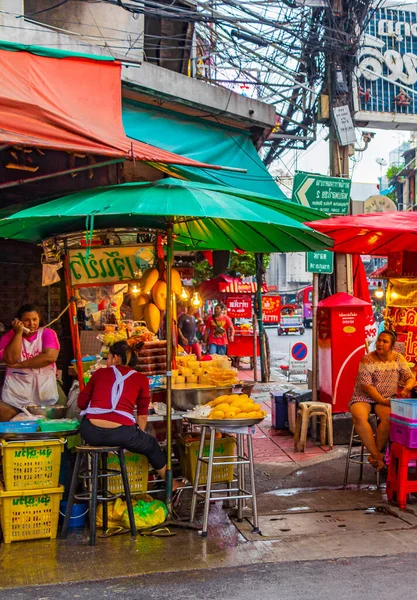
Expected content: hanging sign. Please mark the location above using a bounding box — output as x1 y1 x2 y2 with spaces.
226 295 253 319
68 245 155 286
262 295 281 323
354 4 417 127
306 250 334 274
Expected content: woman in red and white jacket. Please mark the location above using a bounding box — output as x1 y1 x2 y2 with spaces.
77 341 167 479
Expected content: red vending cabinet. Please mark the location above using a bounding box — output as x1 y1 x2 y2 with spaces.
318 292 371 413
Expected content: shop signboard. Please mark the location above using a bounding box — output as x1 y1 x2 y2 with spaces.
262 295 281 323
305 250 334 274
68 245 155 286
226 295 252 319
292 172 351 215
354 3 417 128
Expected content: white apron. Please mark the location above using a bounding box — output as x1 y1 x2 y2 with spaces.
80 365 136 424
2 327 59 409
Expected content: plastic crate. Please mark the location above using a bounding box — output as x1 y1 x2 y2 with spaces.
0 439 64 491
106 452 149 495
0 484 64 543
177 435 236 485
390 418 417 448
0 421 39 434
390 398 417 420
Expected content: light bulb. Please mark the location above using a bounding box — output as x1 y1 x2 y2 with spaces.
391 291 399 300
132 283 140 295
180 287 190 300
191 291 202 308
375 282 384 299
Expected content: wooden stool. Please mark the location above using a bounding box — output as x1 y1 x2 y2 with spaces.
61 445 137 546
343 416 380 488
294 401 333 452
387 442 417 509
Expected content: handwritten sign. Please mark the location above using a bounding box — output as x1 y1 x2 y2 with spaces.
226 295 252 318
69 245 155 287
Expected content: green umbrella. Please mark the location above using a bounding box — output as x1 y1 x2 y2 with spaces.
0 178 331 514
0 178 330 252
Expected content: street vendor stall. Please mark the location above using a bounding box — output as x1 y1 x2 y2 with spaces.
0 177 331 525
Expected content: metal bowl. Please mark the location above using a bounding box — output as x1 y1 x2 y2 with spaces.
171 385 233 411
25 405 68 419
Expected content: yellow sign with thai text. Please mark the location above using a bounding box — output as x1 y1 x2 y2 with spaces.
69 246 155 286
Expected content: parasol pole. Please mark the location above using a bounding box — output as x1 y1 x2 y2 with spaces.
165 222 174 513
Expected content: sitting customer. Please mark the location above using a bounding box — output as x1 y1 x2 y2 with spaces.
349 330 415 471
78 341 173 485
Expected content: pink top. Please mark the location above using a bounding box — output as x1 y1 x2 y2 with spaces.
0 328 60 361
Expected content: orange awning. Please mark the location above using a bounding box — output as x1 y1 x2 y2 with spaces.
0 46 219 168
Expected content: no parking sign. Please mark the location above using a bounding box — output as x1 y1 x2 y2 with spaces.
289 341 308 376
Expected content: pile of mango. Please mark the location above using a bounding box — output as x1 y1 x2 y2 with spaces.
205 394 266 420
134 267 182 334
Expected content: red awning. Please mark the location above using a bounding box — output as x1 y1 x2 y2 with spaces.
369 264 388 279
307 212 417 256
200 275 268 300
0 47 219 168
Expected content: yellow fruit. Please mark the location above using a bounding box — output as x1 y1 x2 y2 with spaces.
237 412 248 418
141 268 159 293
210 410 225 419
253 411 264 418
152 280 168 311
228 406 241 414
133 293 150 321
144 302 161 333
215 403 232 413
247 411 259 418
212 395 231 406
224 411 236 419
164 268 182 296
252 403 261 411
231 398 245 408
231 413 244 419
242 402 255 413
260 410 267 417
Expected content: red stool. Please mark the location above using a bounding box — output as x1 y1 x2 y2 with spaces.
387 442 417 509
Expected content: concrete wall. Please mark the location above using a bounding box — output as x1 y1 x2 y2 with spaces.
1 0 143 61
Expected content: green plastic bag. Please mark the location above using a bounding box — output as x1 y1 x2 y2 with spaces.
121 499 168 529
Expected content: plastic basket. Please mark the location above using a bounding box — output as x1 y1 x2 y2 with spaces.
0 421 39 434
38 419 79 432
0 439 64 491
177 435 236 485
390 418 417 448
106 452 149 495
390 398 417 420
0 484 64 543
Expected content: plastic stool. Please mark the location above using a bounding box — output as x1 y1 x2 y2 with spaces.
293 401 333 451
387 442 417 509
61 445 136 545
343 416 380 488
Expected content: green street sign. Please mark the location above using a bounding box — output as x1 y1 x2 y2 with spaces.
306 250 334 274
292 171 351 215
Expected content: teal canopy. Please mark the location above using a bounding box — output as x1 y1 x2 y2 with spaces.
0 178 331 253
122 100 285 199
0 39 114 62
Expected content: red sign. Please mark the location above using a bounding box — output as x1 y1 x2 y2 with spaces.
262 295 281 323
226 295 252 318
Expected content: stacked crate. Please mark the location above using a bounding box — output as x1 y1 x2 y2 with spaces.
0 439 65 543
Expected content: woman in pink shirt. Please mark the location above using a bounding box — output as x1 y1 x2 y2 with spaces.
0 304 60 421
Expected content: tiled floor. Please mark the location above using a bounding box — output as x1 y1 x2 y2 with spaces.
237 368 332 465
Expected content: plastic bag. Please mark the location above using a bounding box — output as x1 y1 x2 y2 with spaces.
121 498 168 529
42 262 62 286
96 497 127 528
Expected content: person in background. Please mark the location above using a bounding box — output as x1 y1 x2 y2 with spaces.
78 341 178 487
204 303 234 356
0 304 60 421
350 330 415 472
178 305 202 360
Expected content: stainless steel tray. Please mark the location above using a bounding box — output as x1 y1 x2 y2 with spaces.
0 429 79 441
183 417 264 428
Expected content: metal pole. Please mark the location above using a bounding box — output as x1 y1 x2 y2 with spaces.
165 223 174 513
255 253 267 383
64 254 84 390
252 307 258 382
312 272 319 402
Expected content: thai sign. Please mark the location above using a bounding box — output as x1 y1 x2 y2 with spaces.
69 246 155 287
354 3 417 126
262 295 281 323
226 295 253 319
292 172 351 215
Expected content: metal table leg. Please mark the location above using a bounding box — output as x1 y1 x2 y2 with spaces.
237 434 244 522
190 426 207 523
247 433 260 534
202 426 216 537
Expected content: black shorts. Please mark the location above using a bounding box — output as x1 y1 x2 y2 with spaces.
79 418 166 471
